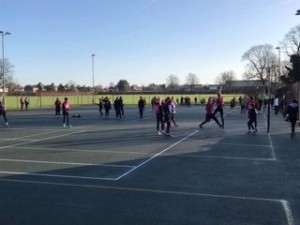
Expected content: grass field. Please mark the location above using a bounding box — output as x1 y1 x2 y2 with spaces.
3 93 243 110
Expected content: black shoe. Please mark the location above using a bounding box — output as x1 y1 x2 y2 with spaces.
199 124 203 129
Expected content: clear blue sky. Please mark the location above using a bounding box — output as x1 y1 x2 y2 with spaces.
1 0 299 87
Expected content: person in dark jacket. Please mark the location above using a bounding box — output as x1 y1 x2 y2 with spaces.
98 97 103 116
138 96 145 118
55 98 62 117
0 101 9 127
247 103 257 134
163 97 172 136
153 97 164 135
114 97 122 119
285 100 299 138
103 97 111 119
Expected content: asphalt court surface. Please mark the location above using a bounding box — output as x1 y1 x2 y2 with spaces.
0 105 299 225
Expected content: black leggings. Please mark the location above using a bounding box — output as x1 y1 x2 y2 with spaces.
156 114 164 131
290 119 297 133
247 118 255 130
200 114 221 127
63 112 69 125
0 111 8 123
213 106 224 125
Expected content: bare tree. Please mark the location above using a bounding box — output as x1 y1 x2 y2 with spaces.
281 24 300 56
0 58 14 87
241 44 277 94
215 70 236 91
185 73 199 91
166 74 180 90
67 80 78 92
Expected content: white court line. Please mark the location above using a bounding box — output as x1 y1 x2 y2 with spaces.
281 200 295 225
0 171 117 181
195 139 271 148
0 177 295 225
0 130 86 150
115 130 199 180
0 158 135 168
0 129 66 142
263 113 277 160
267 133 277 160
10 146 151 155
171 154 276 162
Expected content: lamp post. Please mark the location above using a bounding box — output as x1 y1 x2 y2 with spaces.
91 54 95 103
0 31 11 103
267 67 271 133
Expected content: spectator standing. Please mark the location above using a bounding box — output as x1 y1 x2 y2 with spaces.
103 97 111 119
240 96 246 114
114 97 122 119
62 97 71 128
20 97 24 110
98 97 103 116
25 97 29 110
55 98 62 117
119 96 125 118
0 101 9 127
285 99 299 138
138 96 145 118
163 97 172 136
170 97 178 127
153 97 164 135
228 97 236 116
274 96 279 115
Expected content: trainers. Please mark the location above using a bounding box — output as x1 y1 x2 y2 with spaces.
255 128 258 132
5 122 9 127
199 124 203 129
247 130 252 134
157 131 162 135
165 133 171 137
63 124 66 128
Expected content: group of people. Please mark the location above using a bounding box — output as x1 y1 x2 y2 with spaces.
151 96 178 136
199 93 224 129
0 94 298 138
198 93 299 137
54 97 71 128
97 96 117 119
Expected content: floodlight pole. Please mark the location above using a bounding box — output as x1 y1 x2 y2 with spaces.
91 54 95 103
0 31 11 103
